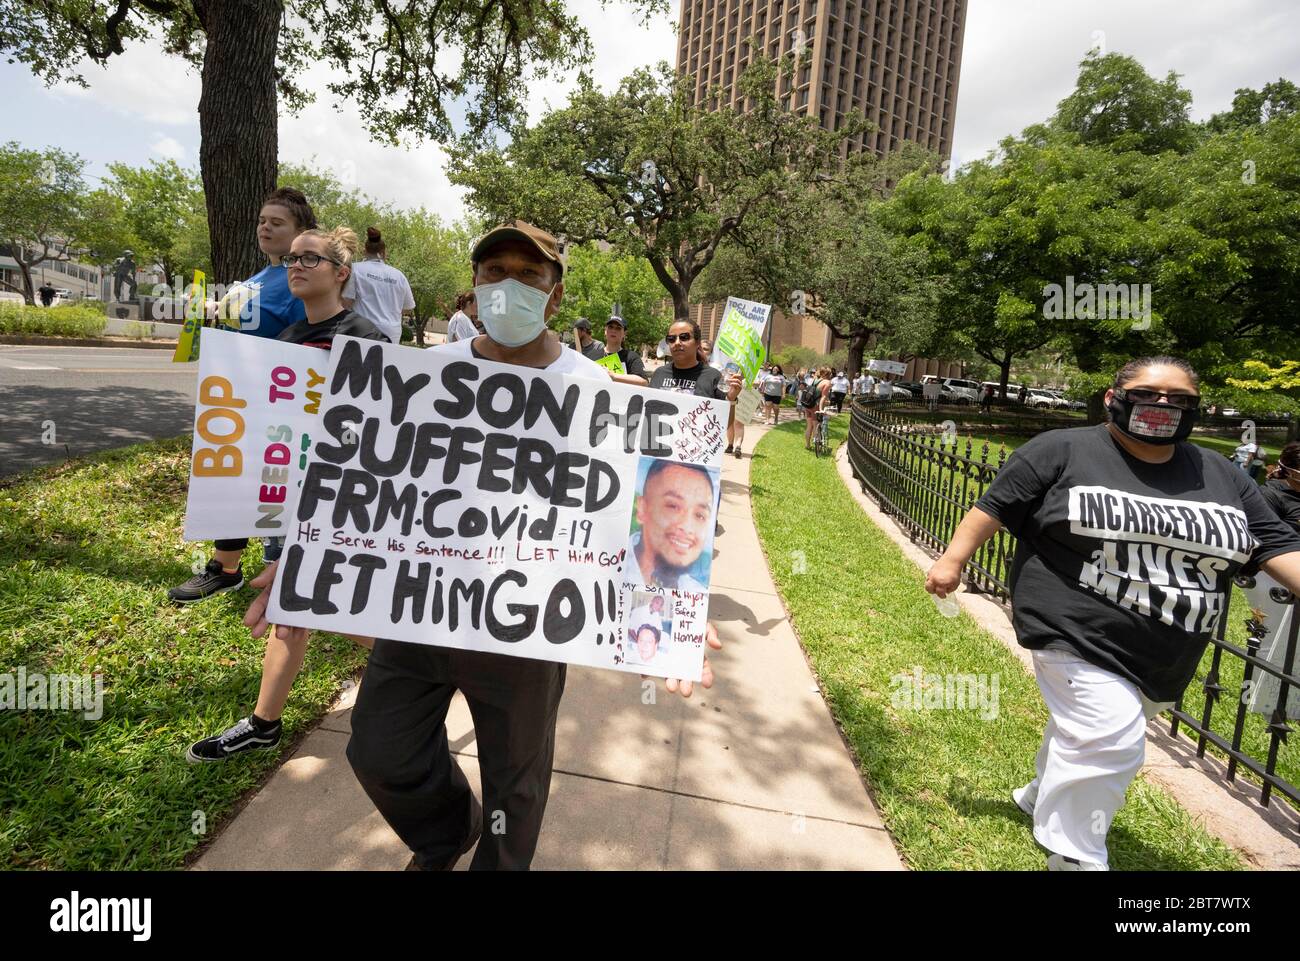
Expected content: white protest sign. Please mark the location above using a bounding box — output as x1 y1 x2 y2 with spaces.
711 296 771 388
735 387 764 424
267 337 728 681
183 328 332 540
867 358 907 376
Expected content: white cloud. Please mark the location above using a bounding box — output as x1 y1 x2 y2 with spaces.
149 134 186 162
54 42 201 126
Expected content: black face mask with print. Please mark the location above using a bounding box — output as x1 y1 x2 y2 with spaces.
1106 393 1199 446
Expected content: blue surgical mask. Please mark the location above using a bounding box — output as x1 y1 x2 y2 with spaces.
473 277 556 348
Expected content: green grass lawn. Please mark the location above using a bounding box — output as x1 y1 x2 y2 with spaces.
0 437 366 869
750 416 1245 870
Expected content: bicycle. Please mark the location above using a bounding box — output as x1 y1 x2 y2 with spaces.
814 408 831 457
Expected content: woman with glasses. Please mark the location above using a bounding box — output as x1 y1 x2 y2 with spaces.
168 187 317 606
925 356 1300 871
648 320 742 403
274 228 388 347
187 225 385 764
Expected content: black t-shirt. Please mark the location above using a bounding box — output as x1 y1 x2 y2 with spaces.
649 361 727 399
1260 478 1300 533
974 424 1300 702
275 309 387 350
614 347 647 378
38 285 56 304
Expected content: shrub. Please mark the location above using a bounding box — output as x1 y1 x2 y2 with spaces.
0 304 108 338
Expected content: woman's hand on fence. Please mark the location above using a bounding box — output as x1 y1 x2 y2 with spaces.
925 558 963 598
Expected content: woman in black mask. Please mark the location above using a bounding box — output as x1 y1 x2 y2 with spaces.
925 356 1300 871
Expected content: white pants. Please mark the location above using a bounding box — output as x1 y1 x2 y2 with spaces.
1025 649 1173 867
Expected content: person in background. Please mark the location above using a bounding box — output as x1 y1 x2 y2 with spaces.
446 291 479 343
1231 435 1259 477
762 363 786 425
571 316 605 361
1018 384 1029 405
800 365 831 450
830 370 850 413
168 186 317 605
186 225 387 764
979 382 995 413
649 320 742 405
38 281 57 307
1261 443 1300 531
341 226 415 344
926 355 1300 871
601 305 647 386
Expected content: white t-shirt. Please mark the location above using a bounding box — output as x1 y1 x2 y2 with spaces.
341 259 415 344
832 375 849 393
873 379 889 396
446 310 478 343
433 333 610 380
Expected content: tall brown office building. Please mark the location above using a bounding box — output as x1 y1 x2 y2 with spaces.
675 0 968 366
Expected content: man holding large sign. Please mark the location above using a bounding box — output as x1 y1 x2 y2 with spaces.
241 222 723 870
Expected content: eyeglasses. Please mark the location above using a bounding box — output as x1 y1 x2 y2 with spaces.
283 252 341 269
664 333 695 344
1116 387 1200 410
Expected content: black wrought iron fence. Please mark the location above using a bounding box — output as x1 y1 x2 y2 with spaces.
846 396 1300 810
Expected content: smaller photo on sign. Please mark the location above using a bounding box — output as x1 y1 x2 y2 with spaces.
619 590 674 667
624 456 720 593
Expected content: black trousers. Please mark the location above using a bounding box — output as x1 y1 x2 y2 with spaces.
347 639 567 870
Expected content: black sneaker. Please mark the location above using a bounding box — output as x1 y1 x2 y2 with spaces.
186 716 281 763
168 559 243 604
725 444 734 453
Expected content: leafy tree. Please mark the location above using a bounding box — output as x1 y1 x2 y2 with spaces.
448 54 864 323
104 159 203 281
1206 79 1300 132
0 142 132 301
384 210 475 347
2 0 659 286
555 243 671 352
1052 51 1195 155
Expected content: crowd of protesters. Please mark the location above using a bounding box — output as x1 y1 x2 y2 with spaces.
161 188 1300 874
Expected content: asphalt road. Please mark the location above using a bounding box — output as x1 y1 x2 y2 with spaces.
0 345 198 479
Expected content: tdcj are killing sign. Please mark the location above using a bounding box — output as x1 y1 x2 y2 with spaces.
253 337 727 681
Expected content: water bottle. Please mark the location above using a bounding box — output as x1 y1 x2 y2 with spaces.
931 592 960 618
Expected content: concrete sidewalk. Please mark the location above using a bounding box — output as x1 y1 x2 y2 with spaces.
192 422 903 871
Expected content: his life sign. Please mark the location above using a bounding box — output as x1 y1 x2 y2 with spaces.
266 337 727 681
183 328 329 540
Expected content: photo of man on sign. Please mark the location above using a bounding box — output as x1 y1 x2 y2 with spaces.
626 457 719 592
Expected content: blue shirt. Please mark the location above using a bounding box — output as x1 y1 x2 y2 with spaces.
217 264 306 339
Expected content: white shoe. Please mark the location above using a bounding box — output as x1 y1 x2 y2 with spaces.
1047 853 1108 871
1012 783 1037 817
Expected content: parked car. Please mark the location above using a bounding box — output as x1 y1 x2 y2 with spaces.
1049 390 1085 411
942 378 981 404
892 381 923 399
1026 388 1067 409
1221 408 1241 418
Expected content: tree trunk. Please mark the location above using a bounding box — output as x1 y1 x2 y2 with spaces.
17 258 36 305
998 350 1012 400
198 1 282 287
847 329 869 378
1087 386 1108 425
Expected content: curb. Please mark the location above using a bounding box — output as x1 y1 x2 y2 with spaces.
0 335 178 350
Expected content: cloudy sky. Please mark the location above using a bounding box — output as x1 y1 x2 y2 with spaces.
2 0 1297 222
